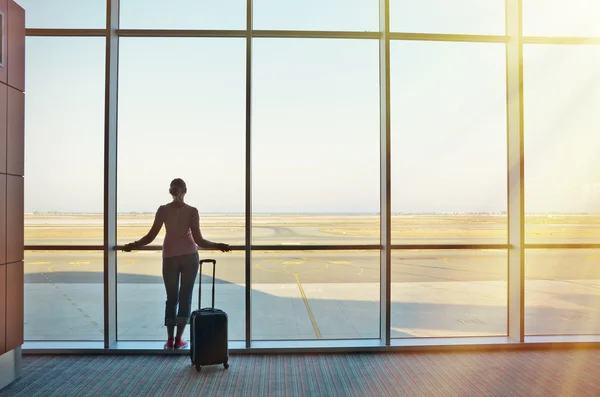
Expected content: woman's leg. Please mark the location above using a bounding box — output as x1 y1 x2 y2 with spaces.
175 253 200 342
162 256 180 344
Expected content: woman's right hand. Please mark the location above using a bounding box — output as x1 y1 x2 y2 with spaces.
216 242 231 253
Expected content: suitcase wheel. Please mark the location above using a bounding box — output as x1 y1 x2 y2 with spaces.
223 362 229 370
195 364 201 372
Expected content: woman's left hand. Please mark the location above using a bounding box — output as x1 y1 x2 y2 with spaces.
123 242 136 252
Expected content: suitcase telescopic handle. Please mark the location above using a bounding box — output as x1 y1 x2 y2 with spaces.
199 259 217 309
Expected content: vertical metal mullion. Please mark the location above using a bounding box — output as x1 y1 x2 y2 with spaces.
245 0 253 349
104 0 119 349
379 0 391 346
506 0 525 342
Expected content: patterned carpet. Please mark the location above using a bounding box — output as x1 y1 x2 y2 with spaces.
1 349 599 396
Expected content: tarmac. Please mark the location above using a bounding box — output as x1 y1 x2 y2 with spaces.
24 249 600 341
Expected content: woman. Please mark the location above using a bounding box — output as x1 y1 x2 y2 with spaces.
123 178 231 350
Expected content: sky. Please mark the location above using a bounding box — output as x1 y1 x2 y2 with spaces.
15 0 600 214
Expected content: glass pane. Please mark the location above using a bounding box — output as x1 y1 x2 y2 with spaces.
390 41 507 244
25 251 104 341
117 38 245 246
253 0 378 31
392 250 507 338
117 251 244 341
251 250 380 340
390 0 505 35
523 0 600 37
15 0 106 29
119 0 246 30
525 249 600 335
524 45 600 244
25 38 105 246
117 38 245 342
252 39 380 246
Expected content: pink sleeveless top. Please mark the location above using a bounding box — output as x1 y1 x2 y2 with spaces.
158 204 199 258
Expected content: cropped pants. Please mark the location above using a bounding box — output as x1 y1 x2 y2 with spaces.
162 252 199 327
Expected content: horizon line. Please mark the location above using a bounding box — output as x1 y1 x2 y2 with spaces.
23 211 600 215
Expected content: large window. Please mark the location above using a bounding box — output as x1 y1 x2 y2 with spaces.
253 0 378 31
525 249 600 336
390 41 507 245
390 0 505 35
14 0 106 28
524 45 600 336
252 39 379 244
252 39 380 340
117 38 246 341
19 0 600 350
392 250 507 337
252 250 380 340
24 37 105 342
119 0 246 30
524 45 600 245
117 251 245 341
25 251 103 341
390 41 507 338
523 0 600 37
24 38 105 247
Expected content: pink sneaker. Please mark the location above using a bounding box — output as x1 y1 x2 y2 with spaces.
174 338 188 349
164 338 174 350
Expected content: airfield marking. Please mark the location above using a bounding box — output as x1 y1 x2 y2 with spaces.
48 261 99 273
49 264 73 273
254 258 335 339
117 258 139 271
326 260 365 276
294 273 321 339
38 270 104 336
255 258 330 276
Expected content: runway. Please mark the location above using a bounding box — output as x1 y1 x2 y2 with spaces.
24 249 600 285
22 214 600 341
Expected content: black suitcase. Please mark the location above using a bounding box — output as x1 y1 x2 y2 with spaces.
190 259 229 372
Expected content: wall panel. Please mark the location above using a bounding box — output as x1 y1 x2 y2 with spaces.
6 87 22 176
6 175 22 264
7 0 23 91
0 0 7 84
5 260 23 351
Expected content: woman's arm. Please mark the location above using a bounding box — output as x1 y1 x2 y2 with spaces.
190 208 231 252
123 207 163 251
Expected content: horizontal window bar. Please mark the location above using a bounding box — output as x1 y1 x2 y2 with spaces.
392 244 510 250
118 244 508 251
23 29 600 45
111 245 382 251
252 30 381 39
117 29 246 38
524 37 600 45
525 244 600 249
120 29 380 39
389 32 508 43
25 244 600 251
25 245 104 251
25 244 512 251
26 29 107 37
246 244 380 250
